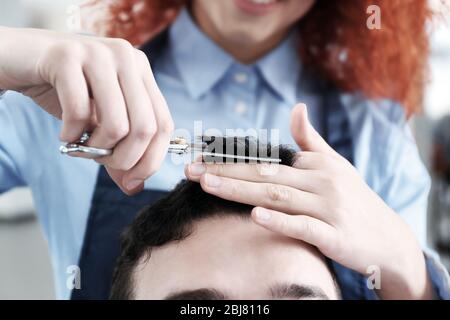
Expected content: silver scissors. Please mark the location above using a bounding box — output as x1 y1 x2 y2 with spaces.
59 132 112 158
59 133 281 163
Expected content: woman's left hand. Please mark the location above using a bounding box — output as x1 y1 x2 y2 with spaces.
185 103 433 300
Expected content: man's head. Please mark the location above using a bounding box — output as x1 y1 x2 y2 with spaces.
110 142 340 300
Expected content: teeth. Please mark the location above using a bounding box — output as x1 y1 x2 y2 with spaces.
250 0 276 4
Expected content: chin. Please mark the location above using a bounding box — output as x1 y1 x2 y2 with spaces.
221 23 277 46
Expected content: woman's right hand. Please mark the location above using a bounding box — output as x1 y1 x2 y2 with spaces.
0 27 174 194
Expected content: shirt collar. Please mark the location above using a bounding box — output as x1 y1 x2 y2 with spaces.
169 9 233 99
169 9 301 104
255 31 301 105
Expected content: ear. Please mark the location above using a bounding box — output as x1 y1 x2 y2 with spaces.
290 103 336 155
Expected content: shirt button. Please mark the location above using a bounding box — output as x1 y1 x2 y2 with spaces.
234 72 248 84
234 101 247 115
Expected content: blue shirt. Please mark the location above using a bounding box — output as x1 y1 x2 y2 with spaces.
0 9 448 299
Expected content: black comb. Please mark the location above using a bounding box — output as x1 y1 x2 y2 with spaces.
199 136 281 163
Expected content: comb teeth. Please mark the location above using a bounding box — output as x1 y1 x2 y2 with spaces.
199 136 281 163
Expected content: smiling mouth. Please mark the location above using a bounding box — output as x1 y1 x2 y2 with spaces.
249 0 277 3
234 0 281 15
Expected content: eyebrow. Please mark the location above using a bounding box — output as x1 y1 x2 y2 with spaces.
164 284 329 300
270 283 330 300
165 288 226 300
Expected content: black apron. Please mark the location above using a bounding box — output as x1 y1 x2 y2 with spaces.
71 32 367 300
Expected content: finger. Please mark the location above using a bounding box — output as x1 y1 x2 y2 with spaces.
105 166 144 195
290 103 336 155
96 60 156 171
199 173 331 222
251 207 337 250
121 131 169 191
136 49 173 133
83 59 129 149
185 162 320 193
292 151 339 171
121 49 173 190
55 64 91 142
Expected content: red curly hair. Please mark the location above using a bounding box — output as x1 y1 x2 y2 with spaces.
86 0 434 116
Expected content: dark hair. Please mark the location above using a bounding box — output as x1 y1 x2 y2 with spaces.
110 140 296 299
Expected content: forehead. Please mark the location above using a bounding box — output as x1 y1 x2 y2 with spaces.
134 216 337 299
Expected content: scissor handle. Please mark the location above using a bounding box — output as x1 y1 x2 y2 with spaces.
59 143 112 159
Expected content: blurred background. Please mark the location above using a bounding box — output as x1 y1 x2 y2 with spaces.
0 0 449 299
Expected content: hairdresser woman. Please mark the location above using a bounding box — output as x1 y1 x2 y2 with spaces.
0 0 449 299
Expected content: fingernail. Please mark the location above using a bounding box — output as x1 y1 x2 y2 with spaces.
189 163 206 176
204 174 221 188
299 103 308 112
255 208 271 221
126 179 143 190
293 153 302 167
194 154 203 163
